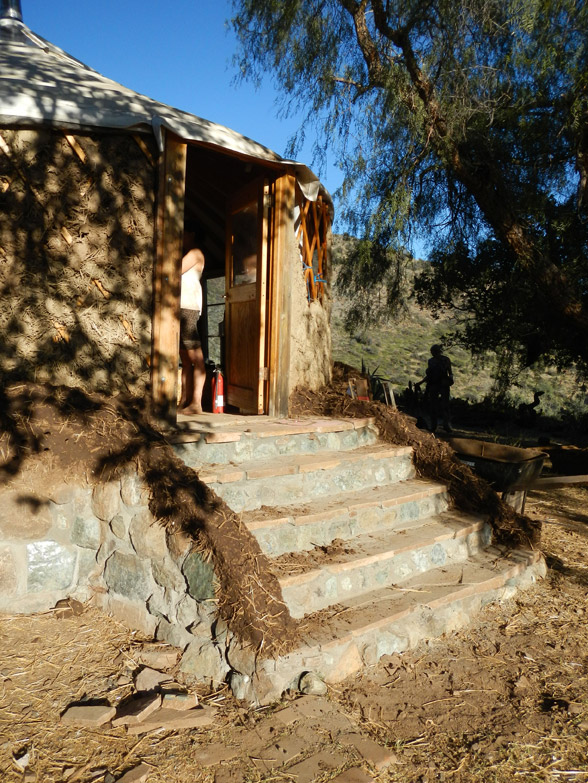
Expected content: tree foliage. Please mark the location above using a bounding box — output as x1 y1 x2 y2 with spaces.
230 0 588 375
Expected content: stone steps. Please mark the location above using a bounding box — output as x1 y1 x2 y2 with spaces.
243 478 449 556
184 414 545 704
276 512 492 618
255 547 546 693
199 444 414 512
173 416 378 467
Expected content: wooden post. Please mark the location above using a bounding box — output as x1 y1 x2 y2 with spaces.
151 132 187 422
267 174 296 418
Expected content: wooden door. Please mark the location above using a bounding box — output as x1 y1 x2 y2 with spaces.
225 180 270 414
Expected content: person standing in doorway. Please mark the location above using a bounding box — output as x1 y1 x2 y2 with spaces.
416 344 454 433
179 224 205 415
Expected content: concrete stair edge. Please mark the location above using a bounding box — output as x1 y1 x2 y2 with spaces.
279 516 494 618
245 481 451 557
173 417 379 465
251 550 547 702
203 445 416 513
198 443 414 485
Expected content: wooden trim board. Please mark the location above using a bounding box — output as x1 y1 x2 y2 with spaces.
151 132 187 421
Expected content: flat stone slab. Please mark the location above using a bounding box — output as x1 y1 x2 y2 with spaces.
116 764 152 783
277 512 490 617
161 692 199 711
112 694 162 726
134 644 181 670
198 444 411 485
285 749 348 782
172 415 375 442
339 732 399 769
60 704 116 727
126 705 217 734
134 667 174 692
256 548 546 696
299 547 544 644
192 743 241 767
277 512 487 580
244 478 447 533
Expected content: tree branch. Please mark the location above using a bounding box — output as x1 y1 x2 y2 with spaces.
339 0 388 87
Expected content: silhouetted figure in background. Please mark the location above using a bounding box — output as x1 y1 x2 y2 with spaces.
416 344 454 433
517 390 544 427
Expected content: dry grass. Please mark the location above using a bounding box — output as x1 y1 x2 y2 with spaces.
1 489 587 783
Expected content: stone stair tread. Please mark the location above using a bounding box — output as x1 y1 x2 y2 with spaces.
296 547 542 646
198 443 413 485
243 478 447 533
275 511 487 582
173 415 375 442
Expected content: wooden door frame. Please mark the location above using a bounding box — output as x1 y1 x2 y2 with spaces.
267 174 296 418
150 136 295 421
151 131 187 422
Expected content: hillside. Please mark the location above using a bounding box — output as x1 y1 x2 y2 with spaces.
330 235 583 421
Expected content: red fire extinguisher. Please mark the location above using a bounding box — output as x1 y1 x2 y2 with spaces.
212 367 224 414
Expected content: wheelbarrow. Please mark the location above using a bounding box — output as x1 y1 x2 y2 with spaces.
446 437 548 512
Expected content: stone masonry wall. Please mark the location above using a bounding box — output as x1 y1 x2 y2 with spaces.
0 473 229 686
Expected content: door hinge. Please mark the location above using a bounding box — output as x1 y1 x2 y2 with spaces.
259 367 269 381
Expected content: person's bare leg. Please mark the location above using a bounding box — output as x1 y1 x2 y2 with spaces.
179 348 194 409
183 346 205 414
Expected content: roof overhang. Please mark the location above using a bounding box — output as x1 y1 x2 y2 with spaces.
0 28 331 205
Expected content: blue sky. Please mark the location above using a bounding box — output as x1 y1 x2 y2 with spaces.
24 0 345 215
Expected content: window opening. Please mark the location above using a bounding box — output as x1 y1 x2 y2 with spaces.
295 191 330 303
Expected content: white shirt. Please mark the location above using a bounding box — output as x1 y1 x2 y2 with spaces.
181 265 203 313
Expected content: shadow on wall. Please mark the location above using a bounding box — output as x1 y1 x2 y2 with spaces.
0 128 156 394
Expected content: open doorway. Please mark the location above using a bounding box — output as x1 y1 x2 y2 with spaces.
181 146 271 416
151 135 297 423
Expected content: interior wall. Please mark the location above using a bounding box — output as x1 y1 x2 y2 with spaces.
0 128 157 396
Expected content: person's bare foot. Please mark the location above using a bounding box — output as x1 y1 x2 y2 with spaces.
182 403 203 415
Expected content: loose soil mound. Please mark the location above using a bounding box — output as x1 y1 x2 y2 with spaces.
290 363 541 548
0 383 297 656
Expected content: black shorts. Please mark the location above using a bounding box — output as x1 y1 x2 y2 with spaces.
180 308 201 351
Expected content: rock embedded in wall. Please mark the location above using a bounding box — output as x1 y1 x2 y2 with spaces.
71 515 102 549
178 638 229 686
103 551 152 602
129 511 167 559
91 481 122 523
110 514 128 539
105 593 158 638
175 594 202 629
120 473 149 507
166 529 193 563
27 541 77 593
151 557 186 594
182 552 216 601
76 547 99 587
0 467 225 688
155 616 196 650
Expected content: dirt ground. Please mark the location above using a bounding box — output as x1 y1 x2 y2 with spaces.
1 485 586 783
